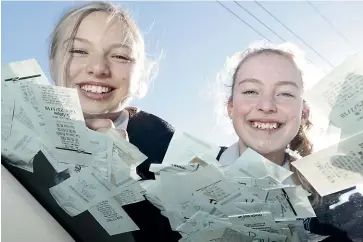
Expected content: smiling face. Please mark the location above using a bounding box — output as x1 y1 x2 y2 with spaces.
53 10 142 116
228 52 305 155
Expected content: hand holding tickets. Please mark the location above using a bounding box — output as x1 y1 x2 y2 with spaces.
1 59 147 236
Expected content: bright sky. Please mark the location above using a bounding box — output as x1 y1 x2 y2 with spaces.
2 1 363 147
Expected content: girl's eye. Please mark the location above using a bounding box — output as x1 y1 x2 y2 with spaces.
69 49 88 55
112 55 134 63
279 92 295 98
242 90 258 95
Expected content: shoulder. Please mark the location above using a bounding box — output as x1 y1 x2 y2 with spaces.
125 106 174 154
125 106 175 180
126 106 174 133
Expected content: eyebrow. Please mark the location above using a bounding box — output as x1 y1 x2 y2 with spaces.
238 78 300 88
63 37 132 50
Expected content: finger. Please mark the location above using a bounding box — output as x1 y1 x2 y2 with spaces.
85 119 114 131
96 127 111 133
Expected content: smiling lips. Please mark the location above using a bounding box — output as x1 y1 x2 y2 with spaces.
77 83 115 100
250 121 282 130
80 84 112 93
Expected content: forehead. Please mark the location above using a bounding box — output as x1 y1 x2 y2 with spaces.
65 11 136 49
237 52 303 87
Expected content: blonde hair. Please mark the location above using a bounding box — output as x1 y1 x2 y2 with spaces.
49 1 155 99
223 42 321 206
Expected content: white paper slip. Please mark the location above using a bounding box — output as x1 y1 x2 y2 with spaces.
49 168 121 216
2 59 50 85
182 192 222 220
5 158 35 173
229 148 293 183
235 184 269 202
89 197 139 235
291 131 363 197
13 101 36 131
1 82 15 141
234 202 280 215
30 84 90 153
221 227 255 242
13 82 49 139
160 165 226 205
40 144 71 173
266 187 316 221
232 176 282 190
196 179 238 201
176 211 232 236
111 158 132 187
215 192 259 216
303 54 363 138
88 130 113 180
2 119 42 165
228 212 277 232
161 206 187 230
108 129 148 167
193 228 227 242
113 181 145 206
230 224 287 242
161 130 221 165
149 163 200 174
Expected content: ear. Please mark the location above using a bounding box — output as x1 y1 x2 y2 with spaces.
227 98 233 119
301 101 310 123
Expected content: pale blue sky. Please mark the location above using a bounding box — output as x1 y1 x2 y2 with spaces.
2 1 363 146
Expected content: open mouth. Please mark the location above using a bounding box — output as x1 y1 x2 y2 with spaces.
249 121 284 131
77 84 115 100
79 84 114 94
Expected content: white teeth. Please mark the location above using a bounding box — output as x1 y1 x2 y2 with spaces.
80 85 111 93
251 121 279 130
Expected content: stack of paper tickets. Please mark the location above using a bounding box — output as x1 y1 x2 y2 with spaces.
1 59 149 235
141 132 317 242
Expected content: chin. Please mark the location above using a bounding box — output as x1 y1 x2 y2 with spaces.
246 140 286 155
83 107 123 120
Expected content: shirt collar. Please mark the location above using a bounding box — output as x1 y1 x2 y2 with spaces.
219 142 240 166
113 109 129 130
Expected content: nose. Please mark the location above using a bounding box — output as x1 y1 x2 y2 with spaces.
86 53 110 77
256 94 277 113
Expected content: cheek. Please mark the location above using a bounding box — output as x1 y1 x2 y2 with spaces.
281 101 303 126
67 60 84 86
113 65 133 88
117 64 141 94
232 97 255 118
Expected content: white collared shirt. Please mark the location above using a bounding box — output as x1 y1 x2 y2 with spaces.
113 109 129 131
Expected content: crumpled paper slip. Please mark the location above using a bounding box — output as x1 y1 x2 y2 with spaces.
227 148 294 183
161 130 221 166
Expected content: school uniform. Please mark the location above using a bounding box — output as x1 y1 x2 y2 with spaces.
2 107 181 242
216 142 354 242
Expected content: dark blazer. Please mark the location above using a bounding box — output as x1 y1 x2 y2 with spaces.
216 146 354 242
2 107 181 242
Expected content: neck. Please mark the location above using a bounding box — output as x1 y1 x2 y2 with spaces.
83 110 122 122
238 140 286 166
